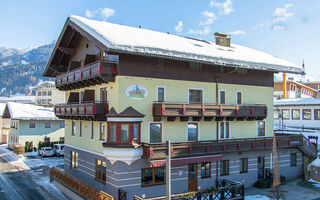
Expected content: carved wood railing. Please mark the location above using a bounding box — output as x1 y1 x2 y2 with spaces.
50 167 113 200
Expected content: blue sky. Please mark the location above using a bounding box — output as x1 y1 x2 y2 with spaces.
1 0 320 78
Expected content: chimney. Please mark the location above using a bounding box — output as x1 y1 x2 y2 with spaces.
214 32 231 47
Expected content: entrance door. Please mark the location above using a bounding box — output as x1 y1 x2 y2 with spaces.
188 163 198 191
257 156 265 179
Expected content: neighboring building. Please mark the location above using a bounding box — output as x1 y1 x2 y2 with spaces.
0 103 10 144
274 80 318 100
31 81 65 105
43 16 314 199
301 81 320 98
3 102 65 147
274 98 320 129
0 95 36 104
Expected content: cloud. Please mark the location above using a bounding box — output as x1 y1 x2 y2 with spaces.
84 7 115 20
200 11 217 26
229 30 245 35
272 4 293 30
175 21 184 32
188 26 211 36
210 0 234 15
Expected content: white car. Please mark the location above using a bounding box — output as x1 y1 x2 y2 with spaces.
54 144 64 156
39 147 55 157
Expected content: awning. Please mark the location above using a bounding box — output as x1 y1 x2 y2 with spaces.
150 154 222 167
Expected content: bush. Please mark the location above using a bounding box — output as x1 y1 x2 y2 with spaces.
24 141 34 152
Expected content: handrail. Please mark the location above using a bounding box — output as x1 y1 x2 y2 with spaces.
153 101 266 106
50 167 113 200
56 101 108 106
57 60 105 77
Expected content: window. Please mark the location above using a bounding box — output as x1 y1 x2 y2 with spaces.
274 110 279 119
236 92 242 104
121 124 129 142
48 91 52 96
100 87 108 103
71 121 76 136
100 123 106 141
44 136 50 143
189 89 202 104
240 158 248 173
220 122 230 139
257 121 265 136
220 90 226 104
29 121 35 128
141 167 165 186
133 124 139 142
290 153 297 166
60 121 65 128
187 123 198 141
189 62 202 70
292 109 300 120
236 68 247 75
96 159 106 183
303 109 311 120
158 58 165 66
109 124 116 142
220 160 229 176
60 137 65 143
45 121 50 128
79 121 83 137
201 162 211 178
70 151 78 169
37 91 41 96
91 121 94 139
42 91 47 96
150 123 162 143
282 109 289 120
157 87 165 102
314 109 320 120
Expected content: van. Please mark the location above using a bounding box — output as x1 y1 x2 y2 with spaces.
54 144 64 156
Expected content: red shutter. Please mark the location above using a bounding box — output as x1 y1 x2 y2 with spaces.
116 123 121 143
129 123 134 142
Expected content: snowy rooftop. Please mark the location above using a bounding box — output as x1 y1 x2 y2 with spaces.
30 81 56 91
69 15 303 74
274 98 320 106
6 102 59 120
0 103 5 117
0 95 35 103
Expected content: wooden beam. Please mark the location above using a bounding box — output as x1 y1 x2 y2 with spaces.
58 47 76 55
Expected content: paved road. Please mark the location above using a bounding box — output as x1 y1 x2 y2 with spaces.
0 156 46 200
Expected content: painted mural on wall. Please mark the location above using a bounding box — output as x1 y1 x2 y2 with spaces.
125 84 149 100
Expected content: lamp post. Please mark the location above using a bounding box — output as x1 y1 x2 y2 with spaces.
166 140 171 200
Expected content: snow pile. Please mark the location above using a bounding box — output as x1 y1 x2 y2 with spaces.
308 179 320 188
6 102 58 120
24 151 39 157
246 195 271 200
69 15 302 74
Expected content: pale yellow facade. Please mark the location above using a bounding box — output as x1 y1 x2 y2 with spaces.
65 76 273 153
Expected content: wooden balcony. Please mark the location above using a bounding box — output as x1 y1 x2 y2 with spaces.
142 134 306 161
55 60 117 91
152 102 267 121
55 102 109 121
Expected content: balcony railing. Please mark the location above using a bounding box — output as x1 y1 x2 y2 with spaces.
55 60 117 90
142 134 305 161
152 101 267 121
55 101 109 121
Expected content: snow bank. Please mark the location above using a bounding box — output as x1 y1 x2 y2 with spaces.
246 195 271 200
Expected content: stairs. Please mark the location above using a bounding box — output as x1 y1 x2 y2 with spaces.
299 135 317 159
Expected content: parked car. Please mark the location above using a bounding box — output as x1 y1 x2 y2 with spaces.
54 144 64 156
39 147 55 157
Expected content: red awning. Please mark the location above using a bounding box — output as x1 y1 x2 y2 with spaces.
150 154 222 167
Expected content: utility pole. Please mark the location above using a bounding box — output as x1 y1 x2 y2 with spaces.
166 141 171 200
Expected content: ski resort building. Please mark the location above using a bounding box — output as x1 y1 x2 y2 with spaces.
43 15 317 199
3 102 65 147
31 81 65 106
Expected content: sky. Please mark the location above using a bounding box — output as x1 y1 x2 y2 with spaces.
1 0 320 79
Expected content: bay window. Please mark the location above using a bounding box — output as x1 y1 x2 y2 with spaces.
107 122 141 143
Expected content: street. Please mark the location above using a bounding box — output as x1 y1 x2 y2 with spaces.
0 156 45 200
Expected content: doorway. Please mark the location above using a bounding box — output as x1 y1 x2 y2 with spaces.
258 156 265 179
188 163 198 191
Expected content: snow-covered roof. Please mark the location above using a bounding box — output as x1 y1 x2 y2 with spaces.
0 96 36 103
6 102 59 120
68 15 303 74
30 81 56 91
0 103 5 117
274 98 320 106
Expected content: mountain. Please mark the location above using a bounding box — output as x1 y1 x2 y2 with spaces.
0 43 55 96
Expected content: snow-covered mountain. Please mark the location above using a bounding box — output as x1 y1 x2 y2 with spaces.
0 43 55 96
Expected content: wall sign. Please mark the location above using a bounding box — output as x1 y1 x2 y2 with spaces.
125 84 149 100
